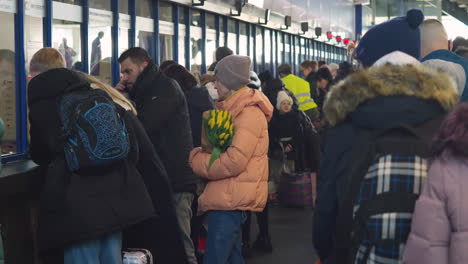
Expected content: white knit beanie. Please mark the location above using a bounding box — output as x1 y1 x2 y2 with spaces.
276 91 293 111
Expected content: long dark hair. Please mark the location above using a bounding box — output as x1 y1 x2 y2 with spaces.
431 103 468 159
162 64 198 92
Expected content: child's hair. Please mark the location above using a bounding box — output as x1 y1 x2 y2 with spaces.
80 73 137 115
431 103 468 158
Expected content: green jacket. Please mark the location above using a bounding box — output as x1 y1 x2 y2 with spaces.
281 74 318 112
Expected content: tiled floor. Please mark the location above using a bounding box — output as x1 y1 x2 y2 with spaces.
246 206 318 264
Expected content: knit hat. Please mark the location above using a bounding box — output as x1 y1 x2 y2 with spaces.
276 91 293 111
215 55 251 91
356 9 424 67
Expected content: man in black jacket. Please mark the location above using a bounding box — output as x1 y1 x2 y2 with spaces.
117 47 198 264
300 60 318 102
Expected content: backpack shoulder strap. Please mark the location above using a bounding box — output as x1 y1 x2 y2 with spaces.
333 126 375 256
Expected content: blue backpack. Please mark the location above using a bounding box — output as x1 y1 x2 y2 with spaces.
58 88 130 172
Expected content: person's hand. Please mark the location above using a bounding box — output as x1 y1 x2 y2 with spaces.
284 144 293 153
115 81 129 99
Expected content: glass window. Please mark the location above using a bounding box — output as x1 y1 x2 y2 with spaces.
119 27 129 56
25 16 44 75
219 16 225 47
160 1 172 22
206 38 216 69
178 6 185 24
239 22 247 56
279 33 284 65
228 18 235 33
53 20 81 70
0 12 16 154
265 29 271 74
55 0 81 5
191 26 202 75
240 22 247 35
191 9 200 27
119 0 128 14
256 28 263 72
272 31 277 76
89 9 112 84
227 33 236 55
137 30 154 55
160 34 173 62
293 36 301 74
206 13 215 29
249 29 254 60
300 38 306 63
89 0 110 11
137 0 152 18
178 31 185 66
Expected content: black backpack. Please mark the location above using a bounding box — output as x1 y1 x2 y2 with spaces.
329 116 443 264
58 88 130 172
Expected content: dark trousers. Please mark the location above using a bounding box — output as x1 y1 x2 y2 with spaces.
241 203 270 244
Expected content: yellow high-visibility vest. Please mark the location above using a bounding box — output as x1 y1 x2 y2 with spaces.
281 74 318 111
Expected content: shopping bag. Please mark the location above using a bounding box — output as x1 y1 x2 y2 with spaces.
279 171 313 208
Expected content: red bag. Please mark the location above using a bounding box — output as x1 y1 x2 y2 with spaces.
279 171 315 208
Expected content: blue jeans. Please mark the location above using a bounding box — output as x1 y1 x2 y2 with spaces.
64 232 122 264
204 210 246 264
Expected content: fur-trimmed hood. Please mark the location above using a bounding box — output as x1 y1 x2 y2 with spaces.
324 64 459 126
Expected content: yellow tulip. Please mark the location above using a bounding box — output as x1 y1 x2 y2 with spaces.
224 121 230 130
220 140 225 145
219 133 226 140
229 124 234 131
208 118 215 128
224 133 230 140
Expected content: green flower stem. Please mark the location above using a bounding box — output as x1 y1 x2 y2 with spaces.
208 146 222 168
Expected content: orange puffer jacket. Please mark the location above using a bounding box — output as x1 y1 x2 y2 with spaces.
189 88 273 214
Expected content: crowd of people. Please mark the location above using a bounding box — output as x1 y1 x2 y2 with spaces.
2 7 468 264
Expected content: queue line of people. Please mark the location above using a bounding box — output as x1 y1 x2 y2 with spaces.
4 8 468 264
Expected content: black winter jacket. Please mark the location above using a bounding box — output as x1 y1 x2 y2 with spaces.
312 64 459 262
185 86 215 147
130 62 197 193
122 112 188 264
28 68 154 251
269 109 321 173
305 71 318 102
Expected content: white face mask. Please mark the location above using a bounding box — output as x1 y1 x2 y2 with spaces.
206 82 219 100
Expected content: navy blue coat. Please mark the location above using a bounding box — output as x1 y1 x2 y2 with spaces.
312 63 458 262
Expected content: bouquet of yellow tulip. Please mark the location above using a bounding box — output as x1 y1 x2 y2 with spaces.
203 109 235 168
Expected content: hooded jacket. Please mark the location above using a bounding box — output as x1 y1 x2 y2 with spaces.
130 61 197 193
28 68 154 251
403 155 468 264
421 49 468 102
189 88 273 214
312 62 458 261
